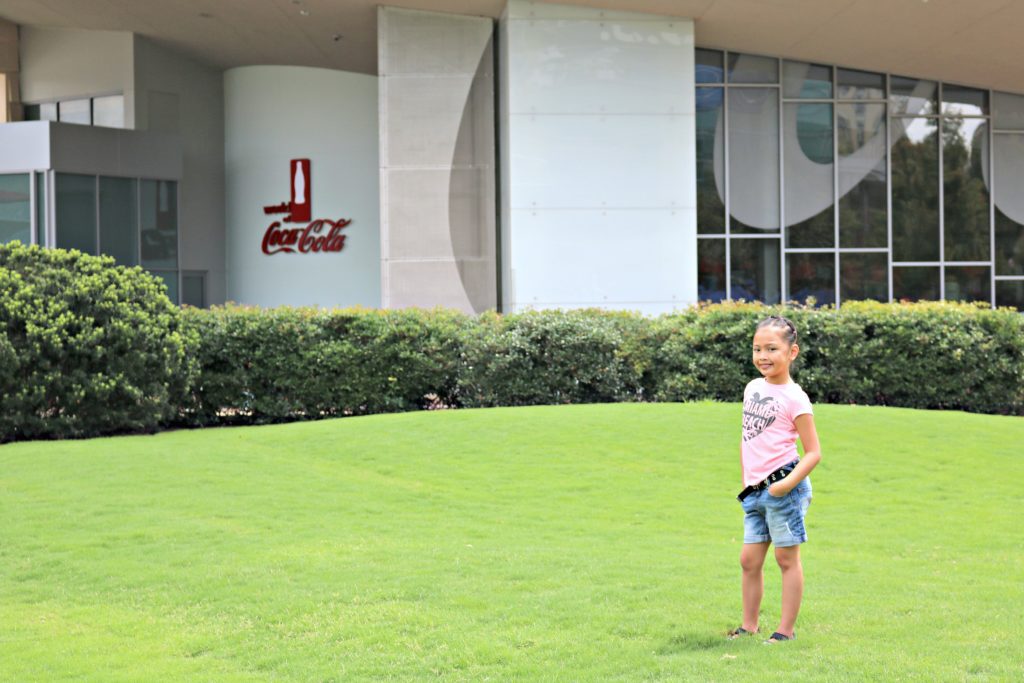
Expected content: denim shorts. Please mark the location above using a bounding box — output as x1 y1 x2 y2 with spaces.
739 477 812 547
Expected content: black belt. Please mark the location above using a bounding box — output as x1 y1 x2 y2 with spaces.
737 461 799 502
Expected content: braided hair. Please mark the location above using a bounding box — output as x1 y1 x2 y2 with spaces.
756 315 797 346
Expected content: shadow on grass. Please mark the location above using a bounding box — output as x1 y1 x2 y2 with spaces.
656 632 728 654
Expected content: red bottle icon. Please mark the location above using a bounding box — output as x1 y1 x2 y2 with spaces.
290 159 311 223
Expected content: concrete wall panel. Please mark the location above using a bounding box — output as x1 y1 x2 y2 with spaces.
379 6 497 314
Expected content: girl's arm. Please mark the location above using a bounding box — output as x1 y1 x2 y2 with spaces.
768 413 821 496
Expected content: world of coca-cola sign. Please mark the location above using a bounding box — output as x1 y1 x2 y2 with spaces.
261 159 352 255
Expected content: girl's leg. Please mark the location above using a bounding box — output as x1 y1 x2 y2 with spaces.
774 545 803 636
739 542 770 631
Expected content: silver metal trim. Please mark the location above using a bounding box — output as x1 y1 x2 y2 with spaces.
832 71 840 307
885 74 894 303
779 81 786 303
937 81 945 300
723 77 731 301
989 97 997 306
29 171 37 246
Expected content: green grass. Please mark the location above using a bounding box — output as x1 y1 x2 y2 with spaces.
0 403 1021 682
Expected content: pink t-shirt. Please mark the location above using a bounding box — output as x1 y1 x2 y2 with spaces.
741 378 813 486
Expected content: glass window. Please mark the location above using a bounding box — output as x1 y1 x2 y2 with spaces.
943 118 989 262
23 104 40 121
840 253 888 302
696 49 724 84
893 266 940 301
731 238 780 303
787 253 835 306
36 172 46 246
890 76 937 116
994 133 1024 275
838 103 887 247
697 239 726 302
40 102 58 122
785 102 833 247
151 271 179 304
996 280 1024 309
729 88 779 233
141 180 178 269
836 68 885 100
182 273 206 308
944 266 990 303
696 87 725 234
56 174 97 254
92 95 125 128
892 117 939 261
727 52 778 84
99 177 138 266
59 98 91 125
782 61 831 99
993 91 1024 130
941 84 988 116
0 174 31 245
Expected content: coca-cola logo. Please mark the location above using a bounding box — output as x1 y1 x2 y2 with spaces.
261 159 352 255
262 218 352 255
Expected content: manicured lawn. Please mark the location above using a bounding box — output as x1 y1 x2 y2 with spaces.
0 403 1021 681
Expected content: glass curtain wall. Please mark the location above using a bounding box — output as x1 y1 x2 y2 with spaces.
51 173 180 303
696 48 1024 308
0 174 31 245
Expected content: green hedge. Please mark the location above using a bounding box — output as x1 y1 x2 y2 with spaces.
180 306 469 425
184 301 1023 422
0 243 196 441
2 240 1022 442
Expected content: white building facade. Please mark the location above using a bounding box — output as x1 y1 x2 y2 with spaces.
1 1 1022 312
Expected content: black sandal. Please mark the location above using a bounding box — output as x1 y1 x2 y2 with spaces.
727 627 758 639
764 631 795 643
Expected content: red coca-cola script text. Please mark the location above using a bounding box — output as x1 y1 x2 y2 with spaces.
261 218 353 255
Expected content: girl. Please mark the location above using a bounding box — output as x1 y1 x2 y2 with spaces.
728 315 821 644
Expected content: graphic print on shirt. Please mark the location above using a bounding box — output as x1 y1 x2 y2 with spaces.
742 392 778 442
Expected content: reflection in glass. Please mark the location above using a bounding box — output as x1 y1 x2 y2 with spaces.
893 266 939 301
59 98 91 125
838 103 886 247
696 87 725 233
941 84 987 116
153 271 179 305
36 172 46 246
993 91 1024 130
785 102 833 247
836 68 885 100
729 88 779 233
840 253 888 302
787 253 835 306
56 173 97 254
890 76 937 116
182 273 206 308
943 118 989 262
141 180 178 269
39 102 58 122
995 281 1024 309
944 266 990 303
92 95 125 129
99 177 138 266
698 238 726 302
782 61 831 99
0 174 31 245
696 49 724 84
731 238 780 303
994 133 1024 275
727 52 778 84
892 117 939 261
